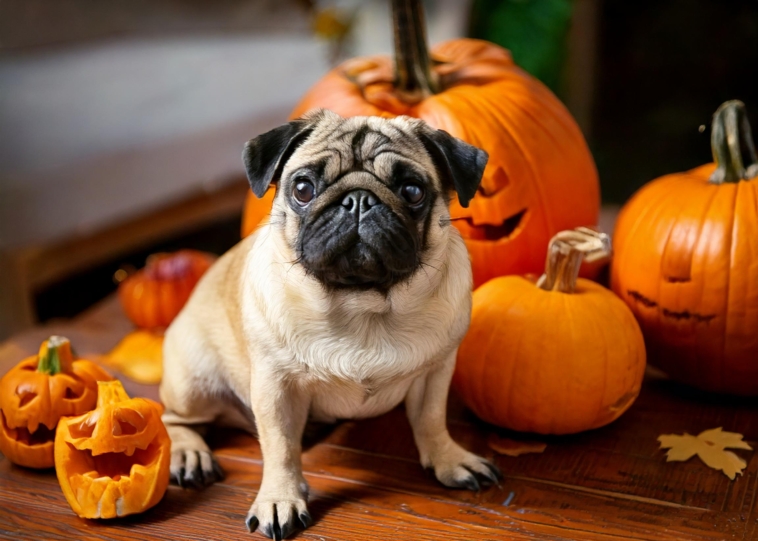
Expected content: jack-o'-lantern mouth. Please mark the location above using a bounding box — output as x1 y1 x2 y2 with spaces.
65 443 162 483
61 442 164 517
0 411 56 446
458 209 527 241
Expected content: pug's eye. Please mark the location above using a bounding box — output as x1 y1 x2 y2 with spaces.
293 179 315 206
400 183 424 206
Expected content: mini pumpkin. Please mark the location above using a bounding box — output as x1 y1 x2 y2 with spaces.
241 0 599 287
118 249 215 329
0 336 112 469
55 379 170 519
454 228 646 434
612 100 758 395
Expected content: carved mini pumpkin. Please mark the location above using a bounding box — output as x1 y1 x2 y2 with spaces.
55 379 170 518
118 250 215 329
612 100 758 395
242 0 600 287
454 228 646 434
0 336 112 469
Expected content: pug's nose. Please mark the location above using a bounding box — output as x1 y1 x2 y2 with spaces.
341 190 378 220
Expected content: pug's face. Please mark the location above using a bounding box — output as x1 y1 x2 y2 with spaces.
243 110 487 291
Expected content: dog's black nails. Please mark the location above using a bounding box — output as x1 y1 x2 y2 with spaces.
246 515 259 533
461 470 481 492
262 524 273 539
299 511 313 529
279 519 294 540
483 460 503 482
176 467 185 489
272 506 282 541
213 460 225 481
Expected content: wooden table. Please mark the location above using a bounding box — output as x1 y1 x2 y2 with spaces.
1 297 756 540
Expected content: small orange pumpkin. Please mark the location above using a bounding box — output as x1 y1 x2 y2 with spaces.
55 379 171 519
454 228 646 434
242 0 599 287
0 336 112 468
118 249 215 329
612 100 758 395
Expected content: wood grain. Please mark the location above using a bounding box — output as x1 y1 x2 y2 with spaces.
0 297 756 540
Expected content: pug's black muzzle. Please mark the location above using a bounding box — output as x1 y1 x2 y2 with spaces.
298 189 420 290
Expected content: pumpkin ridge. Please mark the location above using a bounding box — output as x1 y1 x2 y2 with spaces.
718 184 742 391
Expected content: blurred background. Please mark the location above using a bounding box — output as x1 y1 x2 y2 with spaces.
0 0 756 340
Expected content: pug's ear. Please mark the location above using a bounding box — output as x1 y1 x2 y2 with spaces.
418 128 488 208
242 119 314 198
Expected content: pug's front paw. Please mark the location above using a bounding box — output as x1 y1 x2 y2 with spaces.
426 443 502 491
246 480 311 539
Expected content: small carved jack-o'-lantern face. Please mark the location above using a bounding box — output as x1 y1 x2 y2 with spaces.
0 336 112 469
55 380 171 519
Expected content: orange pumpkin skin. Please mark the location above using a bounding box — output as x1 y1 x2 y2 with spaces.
55 380 170 519
118 250 215 329
240 185 276 237
242 38 599 287
612 169 758 395
611 101 758 396
454 230 646 434
0 337 113 469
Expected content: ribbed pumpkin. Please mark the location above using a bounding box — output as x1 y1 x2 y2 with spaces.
118 250 215 330
241 0 599 287
454 228 646 434
612 100 758 395
55 380 170 519
0 336 112 468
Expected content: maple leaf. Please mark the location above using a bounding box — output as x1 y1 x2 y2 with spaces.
488 434 547 457
658 427 753 480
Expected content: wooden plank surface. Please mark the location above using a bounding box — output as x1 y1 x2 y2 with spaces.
0 297 756 540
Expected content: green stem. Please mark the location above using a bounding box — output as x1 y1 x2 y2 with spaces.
37 336 74 375
709 100 758 184
392 0 438 99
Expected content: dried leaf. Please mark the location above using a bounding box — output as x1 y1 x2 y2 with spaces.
488 434 546 457
100 330 164 385
658 427 753 480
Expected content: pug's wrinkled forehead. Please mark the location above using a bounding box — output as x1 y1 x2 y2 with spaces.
243 109 487 209
285 112 437 188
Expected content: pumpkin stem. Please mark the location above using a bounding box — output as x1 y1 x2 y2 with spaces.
709 100 758 184
536 227 611 293
392 0 438 101
37 336 74 375
96 380 132 408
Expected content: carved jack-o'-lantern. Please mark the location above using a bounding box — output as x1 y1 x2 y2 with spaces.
241 0 599 287
55 380 171 518
612 100 758 395
0 336 112 469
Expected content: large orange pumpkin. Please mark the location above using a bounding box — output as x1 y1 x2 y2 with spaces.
242 0 599 288
0 336 112 468
612 100 758 395
118 249 215 329
55 379 171 518
454 228 646 434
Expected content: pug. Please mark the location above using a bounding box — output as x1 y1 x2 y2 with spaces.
160 109 501 539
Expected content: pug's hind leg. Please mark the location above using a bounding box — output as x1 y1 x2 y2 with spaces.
164 420 224 489
406 349 502 491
